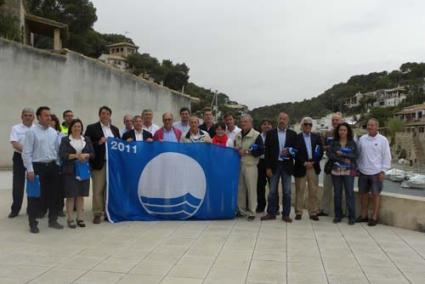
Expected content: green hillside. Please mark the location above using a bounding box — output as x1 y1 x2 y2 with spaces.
251 63 425 125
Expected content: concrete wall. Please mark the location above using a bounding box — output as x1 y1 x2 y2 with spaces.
294 185 425 232
0 38 194 167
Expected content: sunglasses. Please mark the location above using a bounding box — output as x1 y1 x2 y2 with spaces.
303 123 312 127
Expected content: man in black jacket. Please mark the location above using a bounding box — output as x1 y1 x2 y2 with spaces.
293 117 323 221
84 106 120 224
122 115 153 142
261 112 297 222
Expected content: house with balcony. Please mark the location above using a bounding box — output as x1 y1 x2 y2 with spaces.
394 103 425 133
345 86 407 109
98 41 138 71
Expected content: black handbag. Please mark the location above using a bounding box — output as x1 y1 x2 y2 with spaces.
324 159 334 174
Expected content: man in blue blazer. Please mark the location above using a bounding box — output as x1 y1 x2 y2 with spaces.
293 117 323 221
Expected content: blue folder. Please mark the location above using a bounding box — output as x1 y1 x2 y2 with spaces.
26 175 40 198
74 160 91 181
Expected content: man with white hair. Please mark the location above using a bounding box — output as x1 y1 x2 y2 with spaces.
319 112 343 217
8 108 35 218
142 109 160 135
294 117 323 221
180 115 211 143
119 114 133 137
234 114 264 221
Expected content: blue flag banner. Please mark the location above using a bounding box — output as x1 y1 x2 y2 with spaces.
106 138 240 222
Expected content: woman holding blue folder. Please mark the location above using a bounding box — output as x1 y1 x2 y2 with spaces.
328 122 358 225
59 119 94 228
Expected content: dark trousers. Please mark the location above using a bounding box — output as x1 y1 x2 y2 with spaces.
256 159 278 212
332 175 356 221
11 152 26 214
28 162 61 226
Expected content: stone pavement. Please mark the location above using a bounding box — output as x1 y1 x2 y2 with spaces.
0 171 424 284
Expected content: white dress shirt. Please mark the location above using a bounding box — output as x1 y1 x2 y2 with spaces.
134 130 144 141
101 123 114 138
10 123 34 153
173 121 190 135
143 123 160 135
226 126 241 142
357 133 391 175
277 128 287 161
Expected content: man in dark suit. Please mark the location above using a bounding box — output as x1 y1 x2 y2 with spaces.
293 117 323 221
122 115 153 142
261 112 297 222
84 106 120 224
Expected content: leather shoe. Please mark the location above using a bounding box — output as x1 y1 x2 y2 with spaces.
317 211 329 217
261 214 276 221
282 216 292 223
49 221 64 229
8 211 18 218
348 219 356 225
295 214 302 220
368 219 378 226
356 216 368 223
333 217 341 223
310 215 319 221
247 216 255 221
93 215 102 224
30 225 39 234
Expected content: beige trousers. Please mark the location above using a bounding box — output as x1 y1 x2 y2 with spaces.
295 168 319 215
237 164 258 217
91 165 106 217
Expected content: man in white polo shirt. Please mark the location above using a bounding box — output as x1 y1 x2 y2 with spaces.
357 118 391 226
8 108 35 218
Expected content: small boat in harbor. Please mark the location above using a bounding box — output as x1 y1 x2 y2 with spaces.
401 174 425 190
385 168 407 182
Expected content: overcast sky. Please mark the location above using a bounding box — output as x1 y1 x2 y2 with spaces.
92 0 425 109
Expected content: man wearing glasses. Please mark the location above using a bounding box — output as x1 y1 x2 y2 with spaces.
293 117 323 221
153 112 182 142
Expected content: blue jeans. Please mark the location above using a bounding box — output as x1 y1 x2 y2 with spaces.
332 175 355 221
267 163 292 217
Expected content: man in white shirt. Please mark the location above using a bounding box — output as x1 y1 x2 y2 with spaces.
8 108 35 218
173 107 191 135
119 114 133 137
357 118 391 226
22 106 63 233
224 113 241 141
142 109 160 135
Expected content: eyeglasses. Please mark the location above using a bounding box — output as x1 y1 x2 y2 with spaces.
303 123 312 127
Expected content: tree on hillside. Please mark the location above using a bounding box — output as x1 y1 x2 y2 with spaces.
386 118 405 146
27 0 99 55
0 0 21 41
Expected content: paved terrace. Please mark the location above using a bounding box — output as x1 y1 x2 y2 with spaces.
0 171 424 284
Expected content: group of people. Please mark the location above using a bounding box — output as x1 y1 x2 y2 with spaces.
8 105 391 234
